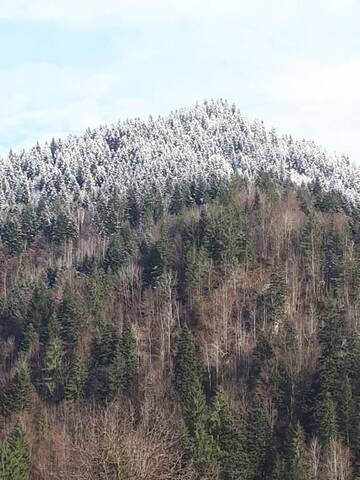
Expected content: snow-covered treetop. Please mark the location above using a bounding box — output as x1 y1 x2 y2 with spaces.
0 99 358 218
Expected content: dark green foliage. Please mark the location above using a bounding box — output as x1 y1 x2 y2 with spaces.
301 215 322 283
87 321 123 401
65 353 87 403
126 189 142 228
250 331 273 387
209 387 250 479
246 395 273 480
285 422 312 480
20 206 39 245
185 244 212 298
267 262 287 324
96 192 125 235
142 242 167 288
272 320 299 424
103 226 134 273
203 204 241 269
27 280 53 346
319 392 337 448
59 282 83 349
0 364 33 417
40 313 65 402
44 209 77 245
318 299 346 402
0 422 30 480
169 184 184 215
120 321 137 391
175 329 218 478
322 223 344 294
1 215 25 256
175 328 201 409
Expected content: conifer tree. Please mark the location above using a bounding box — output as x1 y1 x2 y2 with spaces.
103 225 134 273
246 395 273 480
319 392 337 449
301 215 322 295
175 328 218 479
120 321 137 391
318 299 346 405
1 215 25 256
40 313 64 402
0 422 30 480
0 364 33 417
267 262 287 326
88 322 117 401
65 353 87 403
286 422 312 480
169 184 184 215
209 387 250 479
58 282 82 349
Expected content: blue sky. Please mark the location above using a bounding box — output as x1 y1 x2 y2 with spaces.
0 0 359 161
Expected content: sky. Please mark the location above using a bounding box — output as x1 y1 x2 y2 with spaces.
0 0 359 161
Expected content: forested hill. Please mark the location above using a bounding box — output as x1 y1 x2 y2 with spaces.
1 105 360 479
0 99 359 221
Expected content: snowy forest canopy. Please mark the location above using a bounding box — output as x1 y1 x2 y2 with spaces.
0 99 358 221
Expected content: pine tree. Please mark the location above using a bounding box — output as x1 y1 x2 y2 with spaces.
103 225 134 273
267 262 287 326
246 395 273 480
301 215 322 295
40 313 64 402
20 205 39 246
59 282 83 349
107 338 126 400
88 322 117 401
65 353 87 403
250 331 273 387
175 328 218 479
318 299 346 405
1 214 25 256
319 392 337 449
120 321 137 391
27 280 53 344
169 184 184 215
0 364 33 417
0 422 30 480
142 243 166 288
286 422 312 480
209 387 250 479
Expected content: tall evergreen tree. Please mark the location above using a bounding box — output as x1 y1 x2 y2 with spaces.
65 352 87 403
246 394 273 480
58 282 83 349
0 422 30 480
209 387 250 479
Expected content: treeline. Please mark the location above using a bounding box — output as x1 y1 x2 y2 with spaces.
1 175 360 479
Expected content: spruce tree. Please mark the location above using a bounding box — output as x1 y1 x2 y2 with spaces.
175 328 218 479
65 353 87 403
267 262 287 326
286 422 312 480
59 282 83 349
121 321 137 391
0 364 33 417
40 313 64 402
319 392 337 449
103 225 134 273
246 395 273 480
209 387 250 479
0 422 30 480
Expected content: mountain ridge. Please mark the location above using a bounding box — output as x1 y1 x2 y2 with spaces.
0 99 358 217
